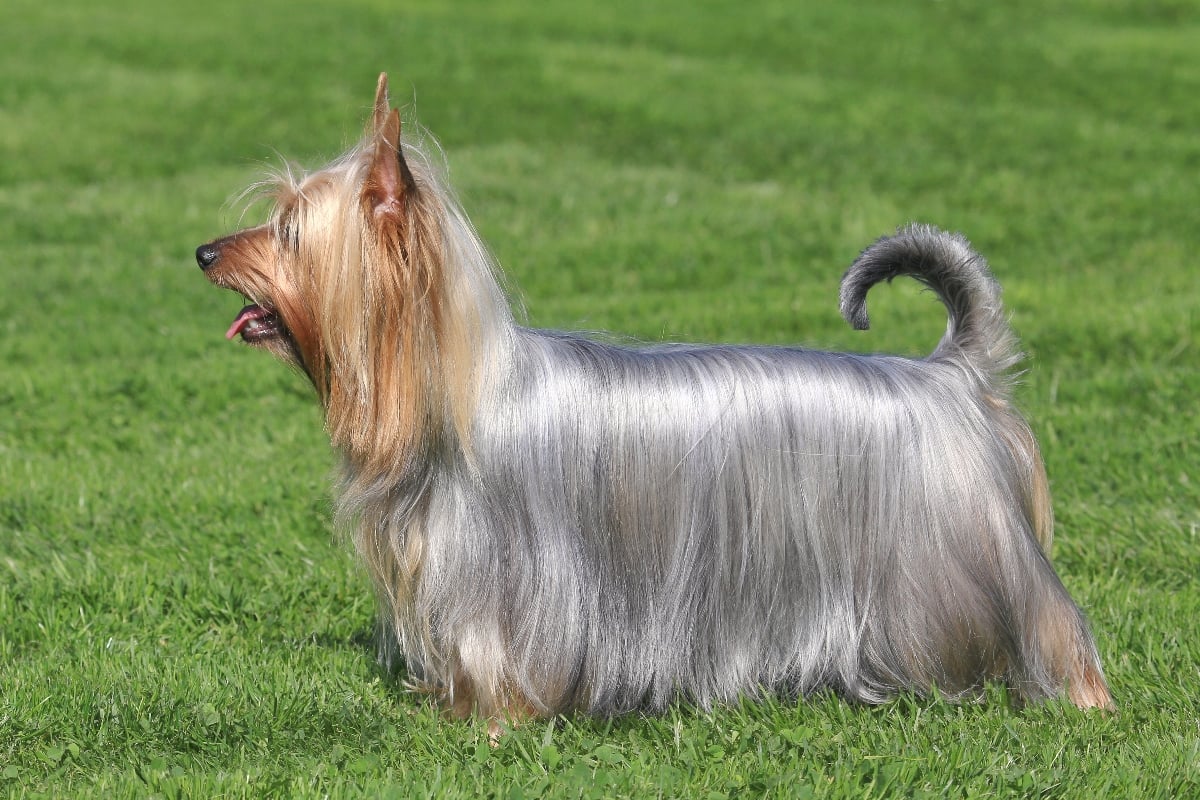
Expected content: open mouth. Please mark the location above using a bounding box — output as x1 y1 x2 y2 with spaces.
225 303 284 343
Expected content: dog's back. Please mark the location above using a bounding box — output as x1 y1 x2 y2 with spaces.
413 228 1109 714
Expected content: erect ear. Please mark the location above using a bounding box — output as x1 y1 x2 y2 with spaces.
364 72 417 220
372 72 391 135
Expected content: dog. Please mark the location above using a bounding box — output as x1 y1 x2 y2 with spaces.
196 73 1112 722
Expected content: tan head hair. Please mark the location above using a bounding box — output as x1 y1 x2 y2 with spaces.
229 74 509 482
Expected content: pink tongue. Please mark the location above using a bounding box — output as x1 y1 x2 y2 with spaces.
226 305 267 340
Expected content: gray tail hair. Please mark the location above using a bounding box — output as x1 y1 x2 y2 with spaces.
839 223 1021 383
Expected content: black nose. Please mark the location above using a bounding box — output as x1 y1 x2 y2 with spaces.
196 243 220 270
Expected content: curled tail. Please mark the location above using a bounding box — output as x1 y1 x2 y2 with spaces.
839 224 1021 384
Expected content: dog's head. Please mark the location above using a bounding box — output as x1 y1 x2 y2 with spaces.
196 73 423 369
197 73 456 468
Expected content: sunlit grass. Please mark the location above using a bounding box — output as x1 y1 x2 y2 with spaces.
1 0 1197 796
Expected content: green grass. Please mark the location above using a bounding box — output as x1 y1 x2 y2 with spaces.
2 0 1198 796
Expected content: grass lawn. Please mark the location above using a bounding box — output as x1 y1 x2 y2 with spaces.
2 0 1198 796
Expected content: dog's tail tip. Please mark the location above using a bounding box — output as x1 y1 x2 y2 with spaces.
839 223 1021 379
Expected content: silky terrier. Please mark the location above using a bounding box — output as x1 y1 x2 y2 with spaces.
196 74 1112 721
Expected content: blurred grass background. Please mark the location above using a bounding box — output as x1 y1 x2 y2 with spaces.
1 0 1197 796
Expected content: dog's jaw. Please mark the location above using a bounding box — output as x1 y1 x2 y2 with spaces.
221 293 304 368
226 303 284 343
196 230 306 369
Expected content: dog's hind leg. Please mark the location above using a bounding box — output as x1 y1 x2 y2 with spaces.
1017 577 1114 710
1044 606 1113 710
